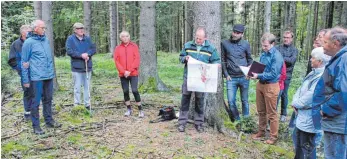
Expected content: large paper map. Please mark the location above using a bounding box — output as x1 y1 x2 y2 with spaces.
187 58 218 93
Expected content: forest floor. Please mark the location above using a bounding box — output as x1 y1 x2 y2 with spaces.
1 52 311 159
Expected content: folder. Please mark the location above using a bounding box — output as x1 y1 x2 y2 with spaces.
239 61 266 77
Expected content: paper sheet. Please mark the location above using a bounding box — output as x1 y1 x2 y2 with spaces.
187 58 218 93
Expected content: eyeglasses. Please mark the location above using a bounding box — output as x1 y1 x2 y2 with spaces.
75 28 84 30
283 36 292 39
233 31 243 34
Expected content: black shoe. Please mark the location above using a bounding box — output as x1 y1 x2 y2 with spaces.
195 125 204 133
46 121 62 128
33 127 45 135
85 106 91 110
178 125 185 132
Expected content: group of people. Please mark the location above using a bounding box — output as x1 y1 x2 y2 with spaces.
8 20 143 135
176 24 347 159
8 19 347 158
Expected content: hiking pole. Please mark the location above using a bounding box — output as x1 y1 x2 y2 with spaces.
85 60 92 117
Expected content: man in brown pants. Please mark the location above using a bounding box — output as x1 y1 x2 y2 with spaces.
250 33 284 144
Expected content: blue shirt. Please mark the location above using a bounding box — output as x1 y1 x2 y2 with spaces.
257 47 283 83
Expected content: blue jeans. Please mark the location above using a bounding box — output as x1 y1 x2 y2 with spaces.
324 131 347 159
72 71 92 107
276 89 283 111
280 78 291 116
226 77 250 120
30 79 54 128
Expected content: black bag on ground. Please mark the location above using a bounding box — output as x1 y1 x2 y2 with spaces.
159 106 177 120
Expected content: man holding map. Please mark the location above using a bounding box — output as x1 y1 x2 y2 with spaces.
221 24 253 121
178 27 220 133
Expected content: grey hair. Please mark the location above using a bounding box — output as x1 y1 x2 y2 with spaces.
195 26 207 38
119 31 130 38
30 20 43 30
20 25 31 34
311 47 331 66
328 27 347 47
261 32 276 44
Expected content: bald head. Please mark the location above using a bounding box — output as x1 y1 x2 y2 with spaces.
195 27 207 45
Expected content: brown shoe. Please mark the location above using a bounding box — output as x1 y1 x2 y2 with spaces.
265 138 277 145
251 132 265 140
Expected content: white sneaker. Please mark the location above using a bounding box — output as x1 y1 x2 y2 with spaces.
280 115 287 122
138 111 144 118
124 109 132 116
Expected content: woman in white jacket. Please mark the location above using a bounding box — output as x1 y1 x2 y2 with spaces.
292 47 330 159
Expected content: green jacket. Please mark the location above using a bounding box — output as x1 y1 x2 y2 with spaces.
179 40 220 78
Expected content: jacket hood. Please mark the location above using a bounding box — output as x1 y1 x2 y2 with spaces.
27 32 46 41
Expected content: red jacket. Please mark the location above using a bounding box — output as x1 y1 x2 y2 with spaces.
279 62 287 90
113 42 140 77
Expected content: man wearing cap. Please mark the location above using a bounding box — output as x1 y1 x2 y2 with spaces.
221 24 253 121
66 22 96 109
275 30 298 122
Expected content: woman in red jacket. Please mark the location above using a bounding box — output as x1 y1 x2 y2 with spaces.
277 62 287 110
113 31 143 118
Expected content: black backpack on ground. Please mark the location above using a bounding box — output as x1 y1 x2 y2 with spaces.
150 106 177 123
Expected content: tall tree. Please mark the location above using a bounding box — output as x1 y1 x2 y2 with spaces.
323 1 334 28
184 1 194 42
83 1 91 36
109 1 118 53
42 1 58 89
191 1 227 132
139 1 168 91
305 1 314 61
341 2 347 27
264 1 271 33
33 1 42 19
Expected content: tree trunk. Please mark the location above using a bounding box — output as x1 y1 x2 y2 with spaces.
305 1 314 61
191 1 227 132
109 1 118 54
184 1 193 42
83 1 91 36
42 1 58 90
33 1 42 19
139 1 168 91
312 1 319 41
323 1 334 28
275 2 282 39
341 2 347 27
264 1 271 33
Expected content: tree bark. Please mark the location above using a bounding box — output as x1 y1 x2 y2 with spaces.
83 1 91 36
264 1 271 33
33 1 42 19
323 1 334 28
109 1 118 54
305 1 314 61
341 2 347 27
191 1 227 132
42 1 58 90
139 1 168 91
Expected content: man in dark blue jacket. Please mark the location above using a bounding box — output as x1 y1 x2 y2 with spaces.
66 23 96 109
312 27 347 159
8 25 32 121
221 24 253 121
275 30 298 122
22 20 62 135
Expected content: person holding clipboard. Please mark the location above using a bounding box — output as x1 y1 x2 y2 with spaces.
250 33 284 145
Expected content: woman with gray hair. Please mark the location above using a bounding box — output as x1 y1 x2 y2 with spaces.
291 47 330 159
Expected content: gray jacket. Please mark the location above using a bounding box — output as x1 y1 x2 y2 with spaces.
293 67 324 133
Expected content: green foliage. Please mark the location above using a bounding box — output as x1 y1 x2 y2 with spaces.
71 105 90 116
139 77 157 93
2 141 29 154
67 134 82 145
1 50 19 93
224 116 257 133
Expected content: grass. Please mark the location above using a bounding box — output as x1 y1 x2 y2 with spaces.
1 50 309 158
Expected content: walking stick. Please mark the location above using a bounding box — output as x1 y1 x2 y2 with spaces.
85 60 92 116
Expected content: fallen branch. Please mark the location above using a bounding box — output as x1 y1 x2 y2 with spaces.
1 129 25 140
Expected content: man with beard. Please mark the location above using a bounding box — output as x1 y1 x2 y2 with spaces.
221 24 253 121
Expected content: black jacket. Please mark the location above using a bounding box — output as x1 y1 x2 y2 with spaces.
221 39 253 77
275 44 298 79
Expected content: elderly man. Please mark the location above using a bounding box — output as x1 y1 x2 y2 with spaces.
178 27 220 133
312 27 347 159
66 23 96 109
8 25 32 121
221 24 253 121
113 31 143 118
275 30 298 122
292 47 330 159
306 29 328 75
251 33 284 145
21 20 62 135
